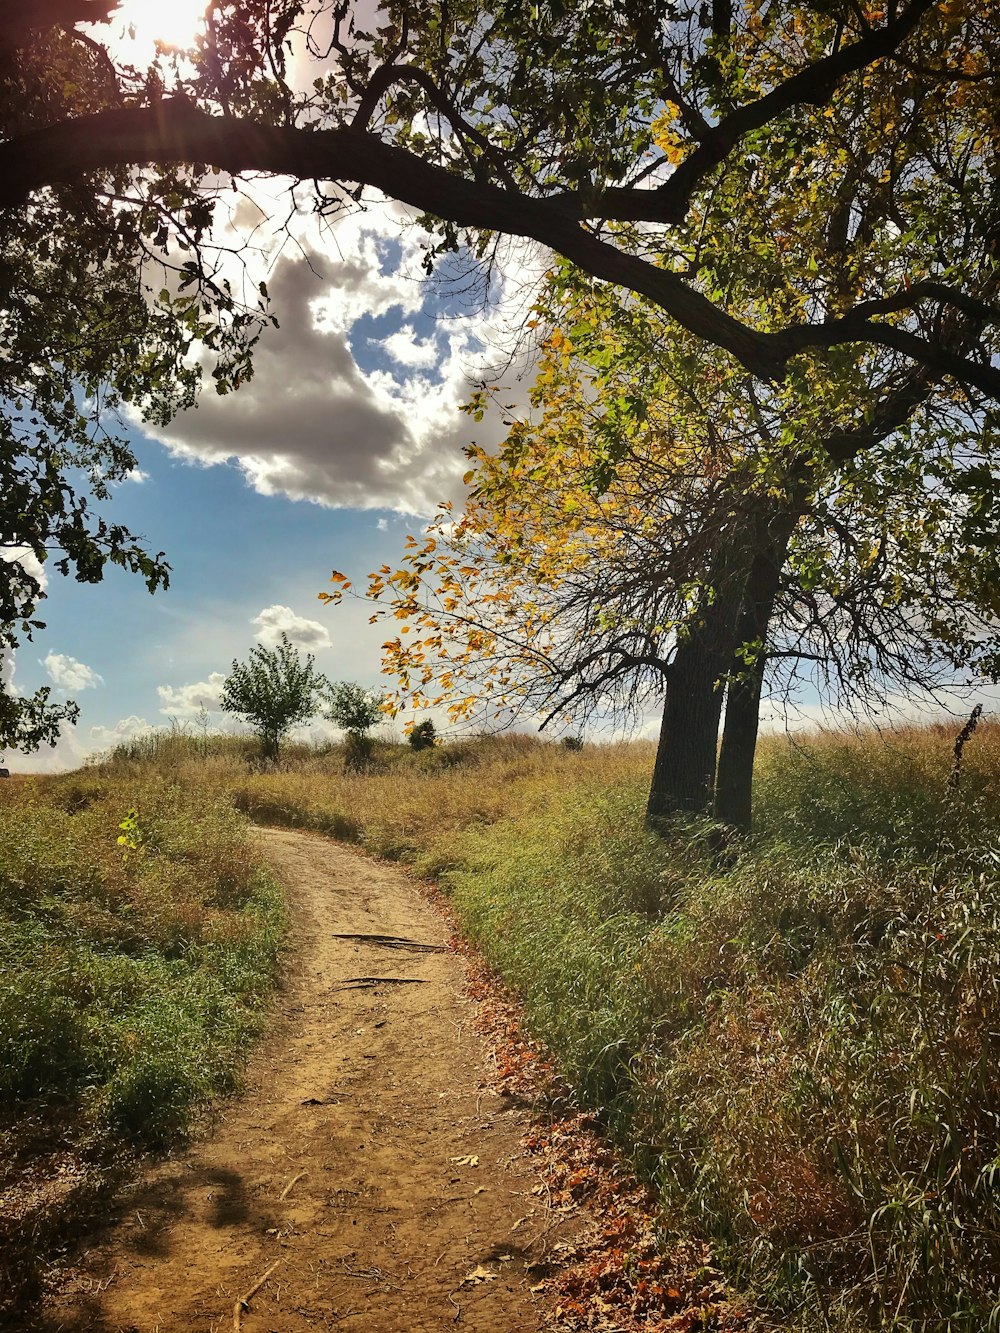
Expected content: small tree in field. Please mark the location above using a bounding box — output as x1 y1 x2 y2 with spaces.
324 682 385 770
408 719 437 751
220 634 326 761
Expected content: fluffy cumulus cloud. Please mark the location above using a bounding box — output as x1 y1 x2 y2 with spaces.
89 715 156 751
382 324 441 370
157 672 227 717
252 603 332 649
139 192 535 517
44 652 104 692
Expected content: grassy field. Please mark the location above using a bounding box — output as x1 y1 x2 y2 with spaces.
6 718 1000 1329
0 771 284 1317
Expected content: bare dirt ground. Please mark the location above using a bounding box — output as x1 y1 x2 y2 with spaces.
37 828 584 1333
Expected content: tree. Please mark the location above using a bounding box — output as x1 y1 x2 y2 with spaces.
0 1 998 397
323 680 385 768
220 633 326 760
5 0 1000 771
324 682 385 737
339 263 1000 829
0 5 271 750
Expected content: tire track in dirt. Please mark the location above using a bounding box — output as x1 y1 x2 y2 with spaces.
39 828 580 1332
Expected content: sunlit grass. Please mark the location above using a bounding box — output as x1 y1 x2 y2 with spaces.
34 718 1000 1329
0 771 285 1316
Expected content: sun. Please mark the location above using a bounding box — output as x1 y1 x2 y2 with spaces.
115 0 208 53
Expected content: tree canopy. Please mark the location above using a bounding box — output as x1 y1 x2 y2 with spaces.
1 1 998 395
220 632 327 759
0 4 272 750
3 0 1000 768
323 681 385 737
335 261 1000 826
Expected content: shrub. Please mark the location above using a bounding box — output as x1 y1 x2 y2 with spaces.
408 718 437 750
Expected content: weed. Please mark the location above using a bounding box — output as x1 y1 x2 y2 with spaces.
0 771 285 1318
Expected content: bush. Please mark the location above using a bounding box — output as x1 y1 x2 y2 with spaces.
408 718 437 750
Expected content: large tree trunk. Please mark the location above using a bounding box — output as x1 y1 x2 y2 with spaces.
714 511 799 829
646 633 728 820
645 530 753 822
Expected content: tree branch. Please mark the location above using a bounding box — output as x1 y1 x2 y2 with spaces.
638 0 939 225
351 63 519 190
1 94 997 395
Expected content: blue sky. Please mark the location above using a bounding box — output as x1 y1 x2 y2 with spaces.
5 189 537 770
12 441 413 765
5 181 994 769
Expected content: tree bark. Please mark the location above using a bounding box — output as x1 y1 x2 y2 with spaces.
645 523 754 822
714 511 800 829
646 632 728 820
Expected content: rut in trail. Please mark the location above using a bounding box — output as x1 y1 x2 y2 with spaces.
40 827 580 1333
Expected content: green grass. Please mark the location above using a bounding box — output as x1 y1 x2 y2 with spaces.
26 719 1000 1330
0 772 285 1317
427 726 1000 1332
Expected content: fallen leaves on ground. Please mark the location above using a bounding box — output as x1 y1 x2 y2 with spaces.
417 883 758 1333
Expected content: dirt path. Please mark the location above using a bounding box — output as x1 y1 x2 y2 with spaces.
41 828 580 1333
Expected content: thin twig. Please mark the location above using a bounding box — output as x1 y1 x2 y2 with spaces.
335 976 429 989
278 1171 306 1201
233 1259 281 1332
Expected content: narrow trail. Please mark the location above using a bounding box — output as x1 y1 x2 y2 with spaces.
41 828 581 1333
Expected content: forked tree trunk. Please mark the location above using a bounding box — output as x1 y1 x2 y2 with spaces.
646 634 728 820
714 513 799 829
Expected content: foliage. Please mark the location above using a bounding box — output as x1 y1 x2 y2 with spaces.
408 718 437 750
2 2 1000 394
323 681 385 736
0 683 78 756
323 680 385 771
339 244 999 823
220 633 327 760
0 770 284 1317
0 10 273 752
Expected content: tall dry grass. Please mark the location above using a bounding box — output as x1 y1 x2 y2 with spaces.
78 719 1000 1329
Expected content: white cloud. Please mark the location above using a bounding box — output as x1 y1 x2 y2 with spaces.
44 652 104 692
253 603 331 649
89 715 157 750
136 186 536 518
1 544 48 595
157 672 227 717
383 324 441 369
1 650 15 698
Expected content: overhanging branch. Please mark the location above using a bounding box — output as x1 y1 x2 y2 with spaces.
1 93 997 395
